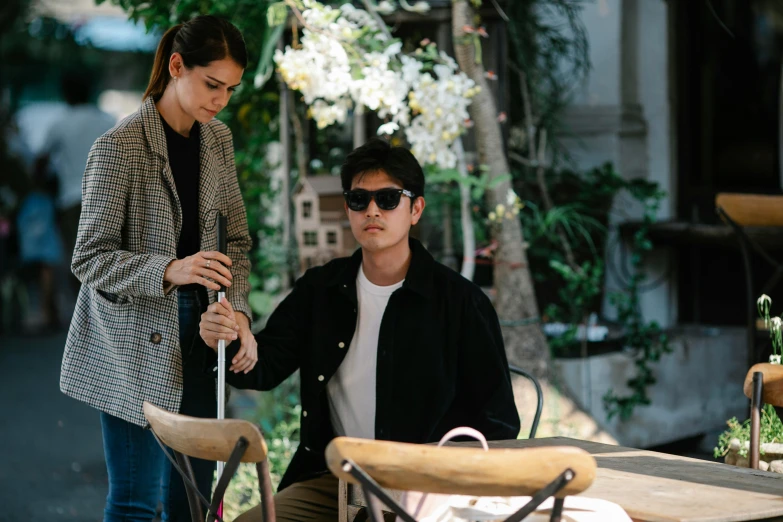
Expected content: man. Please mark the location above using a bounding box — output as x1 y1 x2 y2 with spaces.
200 138 520 521
36 70 116 282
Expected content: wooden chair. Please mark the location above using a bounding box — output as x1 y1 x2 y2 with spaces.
716 193 783 367
743 363 783 470
143 401 275 522
337 365 545 521
327 436 596 522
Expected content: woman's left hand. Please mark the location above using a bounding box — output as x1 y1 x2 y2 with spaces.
230 311 258 374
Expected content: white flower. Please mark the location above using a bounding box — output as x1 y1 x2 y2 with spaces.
272 1 475 169
400 55 423 85
384 41 403 57
377 122 400 135
759 294 772 308
309 98 352 129
376 1 396 15
506 188 519 207
401 0 430 13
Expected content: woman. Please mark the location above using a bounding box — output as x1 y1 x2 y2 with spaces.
60 15 259 521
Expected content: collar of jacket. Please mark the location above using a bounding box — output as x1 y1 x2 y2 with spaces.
139 96 222 164
139 96 223 236
328 237 435 301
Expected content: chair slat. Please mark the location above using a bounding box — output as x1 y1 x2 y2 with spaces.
716 193 783 227
743 364 783 407
143 401 268 463
326 437 596 497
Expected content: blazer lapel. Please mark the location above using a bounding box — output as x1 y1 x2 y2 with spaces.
198 124 220 252
140 97 181 230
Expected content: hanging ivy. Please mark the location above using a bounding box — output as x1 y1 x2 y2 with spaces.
603 181 671 421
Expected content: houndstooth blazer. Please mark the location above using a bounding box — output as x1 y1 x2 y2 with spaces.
60 96 252 427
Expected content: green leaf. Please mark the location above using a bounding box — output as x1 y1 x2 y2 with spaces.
266 2 289 27
249 290 275 316
254 22 285 89
487 173 512 189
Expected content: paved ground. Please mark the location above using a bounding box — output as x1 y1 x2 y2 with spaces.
0 330 259 522
0 332 107 521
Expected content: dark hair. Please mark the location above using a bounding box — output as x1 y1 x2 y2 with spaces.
340 138 425 202
61 69 91 105
144 15 247 100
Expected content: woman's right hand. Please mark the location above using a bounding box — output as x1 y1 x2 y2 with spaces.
163 251 233 291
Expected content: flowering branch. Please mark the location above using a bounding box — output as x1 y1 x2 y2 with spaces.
270 1 478 169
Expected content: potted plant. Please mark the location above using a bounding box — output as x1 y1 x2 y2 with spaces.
715 294 783 471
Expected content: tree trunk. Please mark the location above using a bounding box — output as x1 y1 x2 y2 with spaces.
452 0 549 379
450 2 617 445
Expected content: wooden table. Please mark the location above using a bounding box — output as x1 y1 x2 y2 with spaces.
341 437 783 522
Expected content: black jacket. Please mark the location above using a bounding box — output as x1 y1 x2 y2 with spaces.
219 238 520 490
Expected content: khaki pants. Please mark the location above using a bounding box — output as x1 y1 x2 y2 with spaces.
235 474 395 522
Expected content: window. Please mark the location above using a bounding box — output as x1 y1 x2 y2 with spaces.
303 231 317 246
302 200 312 218
327 231 337 245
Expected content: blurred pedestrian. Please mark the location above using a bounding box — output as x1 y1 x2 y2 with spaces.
35 70 115 291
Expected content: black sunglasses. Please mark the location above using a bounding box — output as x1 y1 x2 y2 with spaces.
343 188 415 211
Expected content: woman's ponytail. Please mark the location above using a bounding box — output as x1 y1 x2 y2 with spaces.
143 24 182 101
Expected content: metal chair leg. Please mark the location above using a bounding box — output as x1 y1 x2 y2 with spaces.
342 459 416 522
363 487 388 522
256 460 276 522
750 371 764 469
503 469 574 522
509 365 543 439
550 497 565 522
208 437 249 522
173 450 204 522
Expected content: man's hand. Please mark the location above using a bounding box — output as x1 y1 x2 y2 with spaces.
231 311 258 374
199 298 258 374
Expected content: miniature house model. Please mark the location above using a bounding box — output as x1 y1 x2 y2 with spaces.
293 176 357 273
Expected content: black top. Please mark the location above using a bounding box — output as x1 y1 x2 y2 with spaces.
160 115 201 289
208 238 521 491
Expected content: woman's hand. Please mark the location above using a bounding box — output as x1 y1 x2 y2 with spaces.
164 251 233 291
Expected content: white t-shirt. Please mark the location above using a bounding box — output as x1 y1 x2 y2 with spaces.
41 105 116 209
327 264 404 439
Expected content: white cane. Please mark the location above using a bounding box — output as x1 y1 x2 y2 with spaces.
215 213 228 481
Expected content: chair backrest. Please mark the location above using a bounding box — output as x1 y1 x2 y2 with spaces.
744 363 783 407
715 193 783 227
325 436 596 498
509 365 543 439
143 401 275 522
144 401 268 462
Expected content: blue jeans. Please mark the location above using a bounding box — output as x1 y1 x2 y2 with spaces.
100 412 169 522
101 288 215 522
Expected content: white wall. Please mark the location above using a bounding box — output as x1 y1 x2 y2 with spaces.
635 0 677 328
556 326 747 448
573 0 622 107
559 0 676 328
